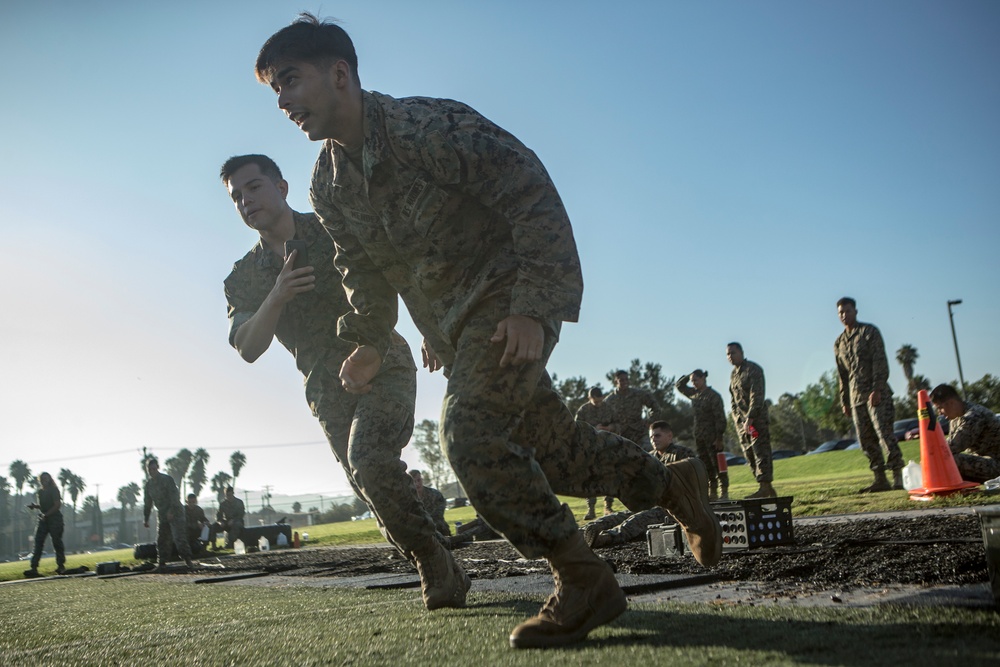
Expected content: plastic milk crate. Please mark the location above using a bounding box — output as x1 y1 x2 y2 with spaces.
647 496 795 557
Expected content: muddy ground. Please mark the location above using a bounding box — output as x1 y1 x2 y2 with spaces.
203 513 989 598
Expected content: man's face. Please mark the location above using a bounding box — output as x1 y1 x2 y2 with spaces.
932 397 964 420
186 496 197 507
269 59 345 141
838 303 858 328
614 374 629 391
410 473 424 492
650 427 673 451
589 394 604 406
726 346 744 367
225 490 234 500
146 460 158 476
226 163 289 232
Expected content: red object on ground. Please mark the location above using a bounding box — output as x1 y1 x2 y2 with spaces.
716 452 728 474
293 531 301 549
909 389 979 501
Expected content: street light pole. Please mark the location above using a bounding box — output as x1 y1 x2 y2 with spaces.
947 299 967 396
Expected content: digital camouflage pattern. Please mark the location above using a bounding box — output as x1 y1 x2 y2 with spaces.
947 402 1000 483
835 323 902 473
652 442 697 465
729 359 773 483
143 472 191 562
584 507 670 548
605 387 661 449
308 92 672 557
216 496 245 546
224 211 446 561
675 378 728 485
575 400 614 428
418 485 451 537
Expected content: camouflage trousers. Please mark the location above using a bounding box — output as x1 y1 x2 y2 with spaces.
585 508 670 546
156 507 191 562
851 399 903 473
31 514 65 569
315 365 445 562
439 299 672 558
693 429 721 486
736 421 773 483
955 453 1000 484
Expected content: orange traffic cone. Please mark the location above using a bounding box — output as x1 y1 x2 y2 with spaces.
293 531 301 549
909 389 980 501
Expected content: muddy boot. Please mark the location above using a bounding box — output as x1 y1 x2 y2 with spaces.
719 472 730 501
415 542 471 611
660 458 723 567
746 482 777 499
509 532 627 649
891 469 905 491
603 498 615 516
23 568 39 578
858 470 891 494
56 565 66 575
583 498 596 521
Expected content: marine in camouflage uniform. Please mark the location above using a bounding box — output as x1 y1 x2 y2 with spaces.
834 298 903 491
574 388 616 517
675 371 729 499
255 17 721 647
727 343 776 497
222 160 451 573
929 384 1000 484
605 372 661 452
142 459 193 567
215 488 245 547
583 424 695 548
409 470 451 537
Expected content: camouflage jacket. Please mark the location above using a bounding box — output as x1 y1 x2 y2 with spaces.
217 496 246 523
835 323 893 409
729 360 768 425
946 402 1000 460
309 91 583 362
143 472 182 521
675 379 728 445
605 388 661 432
653 443 697 465
575 400 614 427
185 504 208 527
224 210 415 410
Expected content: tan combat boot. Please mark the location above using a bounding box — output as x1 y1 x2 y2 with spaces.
415 542 471 611
509 532 627 649
660 458 723 567
858 470 891 494
891 469 905 491
746 482 777 499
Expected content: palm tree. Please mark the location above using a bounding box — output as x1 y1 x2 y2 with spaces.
0 476 11 557
116 483 140 544
896 344 920 394
164 449 194 495
9 460 32 549
188 449 210 498
58 468 73 501
67 473 86 515
229 451 246 490
211 471 233 504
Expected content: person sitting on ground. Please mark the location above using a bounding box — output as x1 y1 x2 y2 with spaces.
929 383 1000 483
216 486 246 548
25 471 67 577
583 422 696 549
408 469 451 537
185 494 211 556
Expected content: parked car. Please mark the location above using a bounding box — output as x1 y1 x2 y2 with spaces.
771 450 803 460
903 416 951 440
807 439 858 455
893 418 920 441
723 452 746 466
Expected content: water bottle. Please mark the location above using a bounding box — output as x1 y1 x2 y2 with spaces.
258 535 270 552
234 539 246 555
902 460 922 491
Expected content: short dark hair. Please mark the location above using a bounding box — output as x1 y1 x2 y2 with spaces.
187 494 197 501
691 369 707 379
650 420 672 432
836 297 856 309
614 370 628 379
929 383 961 404
225 486 235 494
220 154 283 184
255 13 360 85
588 386 603 398
726 342 743 352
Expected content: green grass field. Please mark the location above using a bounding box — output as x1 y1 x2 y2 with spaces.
3 441 998 665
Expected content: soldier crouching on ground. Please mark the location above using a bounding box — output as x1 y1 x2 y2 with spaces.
221 154 462 607
929 383 1000 483
142 458 194 571
253 14 720 649
583 422 696 548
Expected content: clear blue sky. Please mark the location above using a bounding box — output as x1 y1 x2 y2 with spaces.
2 1 997 508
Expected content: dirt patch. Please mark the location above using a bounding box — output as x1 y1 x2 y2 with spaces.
194 514 987 598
